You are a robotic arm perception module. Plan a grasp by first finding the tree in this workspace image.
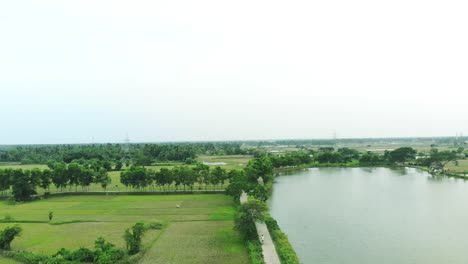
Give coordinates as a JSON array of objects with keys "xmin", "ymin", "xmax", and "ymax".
[
  {"xmin": 359, "ymin": 152, "xmax": 381, "ymax": 165},
  {"xmin": 39, "ymin": 169, "xmax": 52, "ymax": 191},
  {"xmin": 123, "ymin": 222, "xmax": 146, "ymax": 254},
  {"xmin": 0, "ymin": 169, "xmax": 11, "ymax": 195},
  {"xmin": 211, "ymin": 166, "xmax": 227, "ymax": 189},
  {"xmin": 388, "ymin": 147, "xmax": 417, "ymax": 163},
  {"xmin": 314, "ymin": 151, "xmax": 343, "ymax": 164},
  {"xmin": 225, "ymin": 170, "xmax": 249, "ymax": 203},
  {"xmin": 428, "ymin": 148, "xmax": 458, "ymax": 170},
  {"xmin": 49, "ymin": 211, "xmax": 53, "ymax": 221},
  {"xmin": 29, "ymin": 168, "xmax": 42, "ymax": 188},
  {"xmin": 102, "ymin": 160, "xmax": 112, "ymax": 171},
  {"xmin": 180, "ymin": 166, "xmax": 196, "ymax": 191},
  {"xmin": 172, "ymin": 166, "xmax": 183, "ymax": 190},
  {"xmin": 79, "ymin": 168, "xmax": 95, "ymax": 191},
  {"xmin": 155, "ymin": 168, "xmax": 173, "ymax": 191},
  {"xmin": 95, "ymin": 168, "xmax": 111, "ymax": 191},
  {"xmin": 120, "ymin": 166, "xmax": 150, "ymax": 190},
  {"xmin": 114, "ymin": 160, "xmax": 123, "ymax": 171},
  {"xmin": 0, "ymin": 225, "xmax": 22, "ymax": 250},
  {"xmin": 11, "ymin": 169, "xmax": 37, "ymax": 201},
  {"xmin": 251, "ymin": 185, "xmax": 268, "ymax": 202},
  {"xmin": 194, "ymin": 163, "xmax": 210, "ymax": 190},
  {"xmin": 235, "ymin": 199, "xmax": 267, "ymax": 239},
  {"xmin": 67, "ymin": 162, "xmax": 82, "ymax": 191},
  {"xmin": 337, "ymin": 148, "xmax": 360, "ymax": 162},
  {"xmin": 245, "ymin": 157, "xmax": 273, "ymax": 184},
  {"xmin": 52, "ymin": 162, "xmax": 68, "ymax": 191}
]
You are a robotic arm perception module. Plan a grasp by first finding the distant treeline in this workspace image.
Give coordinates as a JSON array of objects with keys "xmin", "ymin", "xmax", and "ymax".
[
  {"xmin": 0, "ymin": 142, "xmax": 251, "ymax": 165},
  {"xmin": 254, "ymin": 136, "xmax": 467, "ymax": 147}
]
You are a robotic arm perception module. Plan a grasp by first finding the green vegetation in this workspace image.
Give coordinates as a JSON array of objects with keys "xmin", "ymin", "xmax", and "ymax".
[
  {"xmin": 0, "ymin": 143, "xmax": 251, "ymax": 165},
  {"xmin": 0, "ymin": 163, "xmax": 234, "ymax": 201},
  {"xmin": 247, "ymin": 240, "xmax": 264, "ymax": 264},
  {"xmin": 0, "ymin": 225, "xmax": 22, "ymax": 250},
  {"xmin": 123, "ymin": 222, "xmax": 146, "ymax": 255},
  {"xmin": 264, "ymin": 216, "xmax": 299, "ymax": 264},
  {"xmin": 4, "ymin": 139, "xmax": 468, "ymax": 263},
  {"xmin": 0, "ymin": 194, "xmax": 248, "ymax": 263},
  {"xmin": 235, "ymin": 199, "xmax": 267, "ymax": 240}
]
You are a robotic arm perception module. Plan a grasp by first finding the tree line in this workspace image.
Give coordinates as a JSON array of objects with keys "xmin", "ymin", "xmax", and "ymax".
[
  {"xmin": 0, "ymin": 162, "xmax": 236, "ymax": 201},
  {"xmin": 120, "ymin": 164, "xmax": 232, "ymax": 191},
  {"xmin": 0, "ymin": 142, "xmax": 251, "ymax": 165},
  {"xmin": 268, "ymin": 146, "xmax": 465, "ymax": 168},
  {"xmin": 0, "ymin": 161, "xmax": 112, "ymax": 201}
]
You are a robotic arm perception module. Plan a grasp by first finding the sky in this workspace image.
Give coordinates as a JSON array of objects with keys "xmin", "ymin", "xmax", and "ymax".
[{"xmin": 1, "ymin": 0, "xmax": 468, "ymax": 144}]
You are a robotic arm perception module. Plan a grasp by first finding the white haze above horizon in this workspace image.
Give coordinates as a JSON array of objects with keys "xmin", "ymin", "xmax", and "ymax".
[{"xmin": 1, "ymin": 0, "xmax": 467, "ymax": 144}]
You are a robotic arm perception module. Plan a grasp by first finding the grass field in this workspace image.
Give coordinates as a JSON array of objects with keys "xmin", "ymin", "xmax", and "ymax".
[
  {"xmin": 0, "ymin": 194, "xmax": 248, "ymax": 263},
  {"xmin": 0, "ymin": 259, "xmax": 21, "ymax": 264}
]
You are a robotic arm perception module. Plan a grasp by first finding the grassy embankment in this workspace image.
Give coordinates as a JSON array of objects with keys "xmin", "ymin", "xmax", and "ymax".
[{"xmin": 0, "ymin": 194, "xmax": 248, "ymax": 264}]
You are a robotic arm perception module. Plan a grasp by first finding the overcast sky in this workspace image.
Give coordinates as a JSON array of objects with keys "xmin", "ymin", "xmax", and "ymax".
[{"xmin": 1, "ymin": 0, "xmax": 467, "ymax": 144}]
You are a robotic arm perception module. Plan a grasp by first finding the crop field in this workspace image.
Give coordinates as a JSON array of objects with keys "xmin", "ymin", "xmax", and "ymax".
[
  {"xmin": 446, "ymin": 159, "xmax": 468, "ymax": 173},
  {"xmin": 0, "ymin": 164, "xmax": 48, "ymax": 170},
  {"xmin": 0, "ymin": 194, "xmax": 248, "ymax": 263},
  {"xmin": 196, "ymin": 155, "xmax": 252, "ymax": 170}
]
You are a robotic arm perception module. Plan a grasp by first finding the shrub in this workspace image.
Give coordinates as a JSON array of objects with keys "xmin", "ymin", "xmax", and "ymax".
[
  {"xmin": 0, "ymin": 225, "xmax": 22, "ymax": 250},
  {"xmin": 145, "ymin": 221, "xmax": 164, "ymax": 230},
  {"xmin": 247, "ymin": 240, "xmax": 264, "ymax": 264},
  {"xmin": 123, "ymin": 222, "xmax": 146, "ymax": 255},
  {"xmin": 265, "ymin": 216, "xmax": 299, "ymax": 264}
]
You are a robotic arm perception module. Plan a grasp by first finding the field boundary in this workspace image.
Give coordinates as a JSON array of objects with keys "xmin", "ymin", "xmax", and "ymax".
[{"xmin": 0, "ymin": 190, "xmax": 225, "ymax": 200}]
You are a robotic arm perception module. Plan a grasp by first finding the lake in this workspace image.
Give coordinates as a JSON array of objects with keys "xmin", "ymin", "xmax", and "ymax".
[{"xmin": 269, "ymin": 167, "xmax": 468, "ymax": 264}]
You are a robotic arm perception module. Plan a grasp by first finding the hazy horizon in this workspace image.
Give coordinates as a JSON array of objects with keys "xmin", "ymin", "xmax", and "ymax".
[{"xmin": 1, "ymin": 0, "xmax": 467, "ymax": 144}]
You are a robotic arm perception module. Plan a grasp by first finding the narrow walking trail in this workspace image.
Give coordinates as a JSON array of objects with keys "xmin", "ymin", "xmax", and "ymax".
[{"xmin": 240, "ymin": 191, "xmax": 281, "ymax": 264}]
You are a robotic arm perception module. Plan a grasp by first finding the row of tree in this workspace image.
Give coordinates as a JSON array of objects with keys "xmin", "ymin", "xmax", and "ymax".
[
  {"xmin": 268, "ymin": 147, "xmax": 463, "ymax": 168},
  {"xmin": 0, "ymin": 162, "xmax": 111, "ymax": 201},
  {"xmin": 0, "ymin": 162, "xmax": 247, "ymax": 201},
  {"xmin": 120, "ymin": 164, "xmax": 233, "ymax": 191}
]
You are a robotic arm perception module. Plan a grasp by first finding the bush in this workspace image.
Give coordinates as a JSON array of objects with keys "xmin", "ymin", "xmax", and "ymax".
[
  {"xmin": 265, "ymin": 216, "xmax": 299, "ymax": 264},
  {"xmin": 247, "ymin": 240, "xmax": 264, "ymax": 264},
  {"xmin": 0, "ymin": 225, "xmax": 22, "ymax": 250},
  {"xmin": 145, "ymin": 221, "xmax": 164, "ymax": 230},
  {"xmin": 123, "ymin": 222, "xmax": 146, "ymax": 255}
]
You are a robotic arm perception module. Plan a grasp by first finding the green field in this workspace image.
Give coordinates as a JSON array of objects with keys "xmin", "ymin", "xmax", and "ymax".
[{"xmin": 0, "ymin": 194, "xmax": 248, "ymax": 264}]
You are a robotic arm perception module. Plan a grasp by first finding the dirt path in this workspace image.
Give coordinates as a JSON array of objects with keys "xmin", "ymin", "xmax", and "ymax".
[{"xmin": 240, "ymin": 191, "xmax": 281, "ymax": 264}]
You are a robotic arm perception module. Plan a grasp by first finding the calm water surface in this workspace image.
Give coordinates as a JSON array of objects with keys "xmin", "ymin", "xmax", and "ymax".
[{"xmin": 269, "ymin": 167, "xmax": 468, "ymax": 264}]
